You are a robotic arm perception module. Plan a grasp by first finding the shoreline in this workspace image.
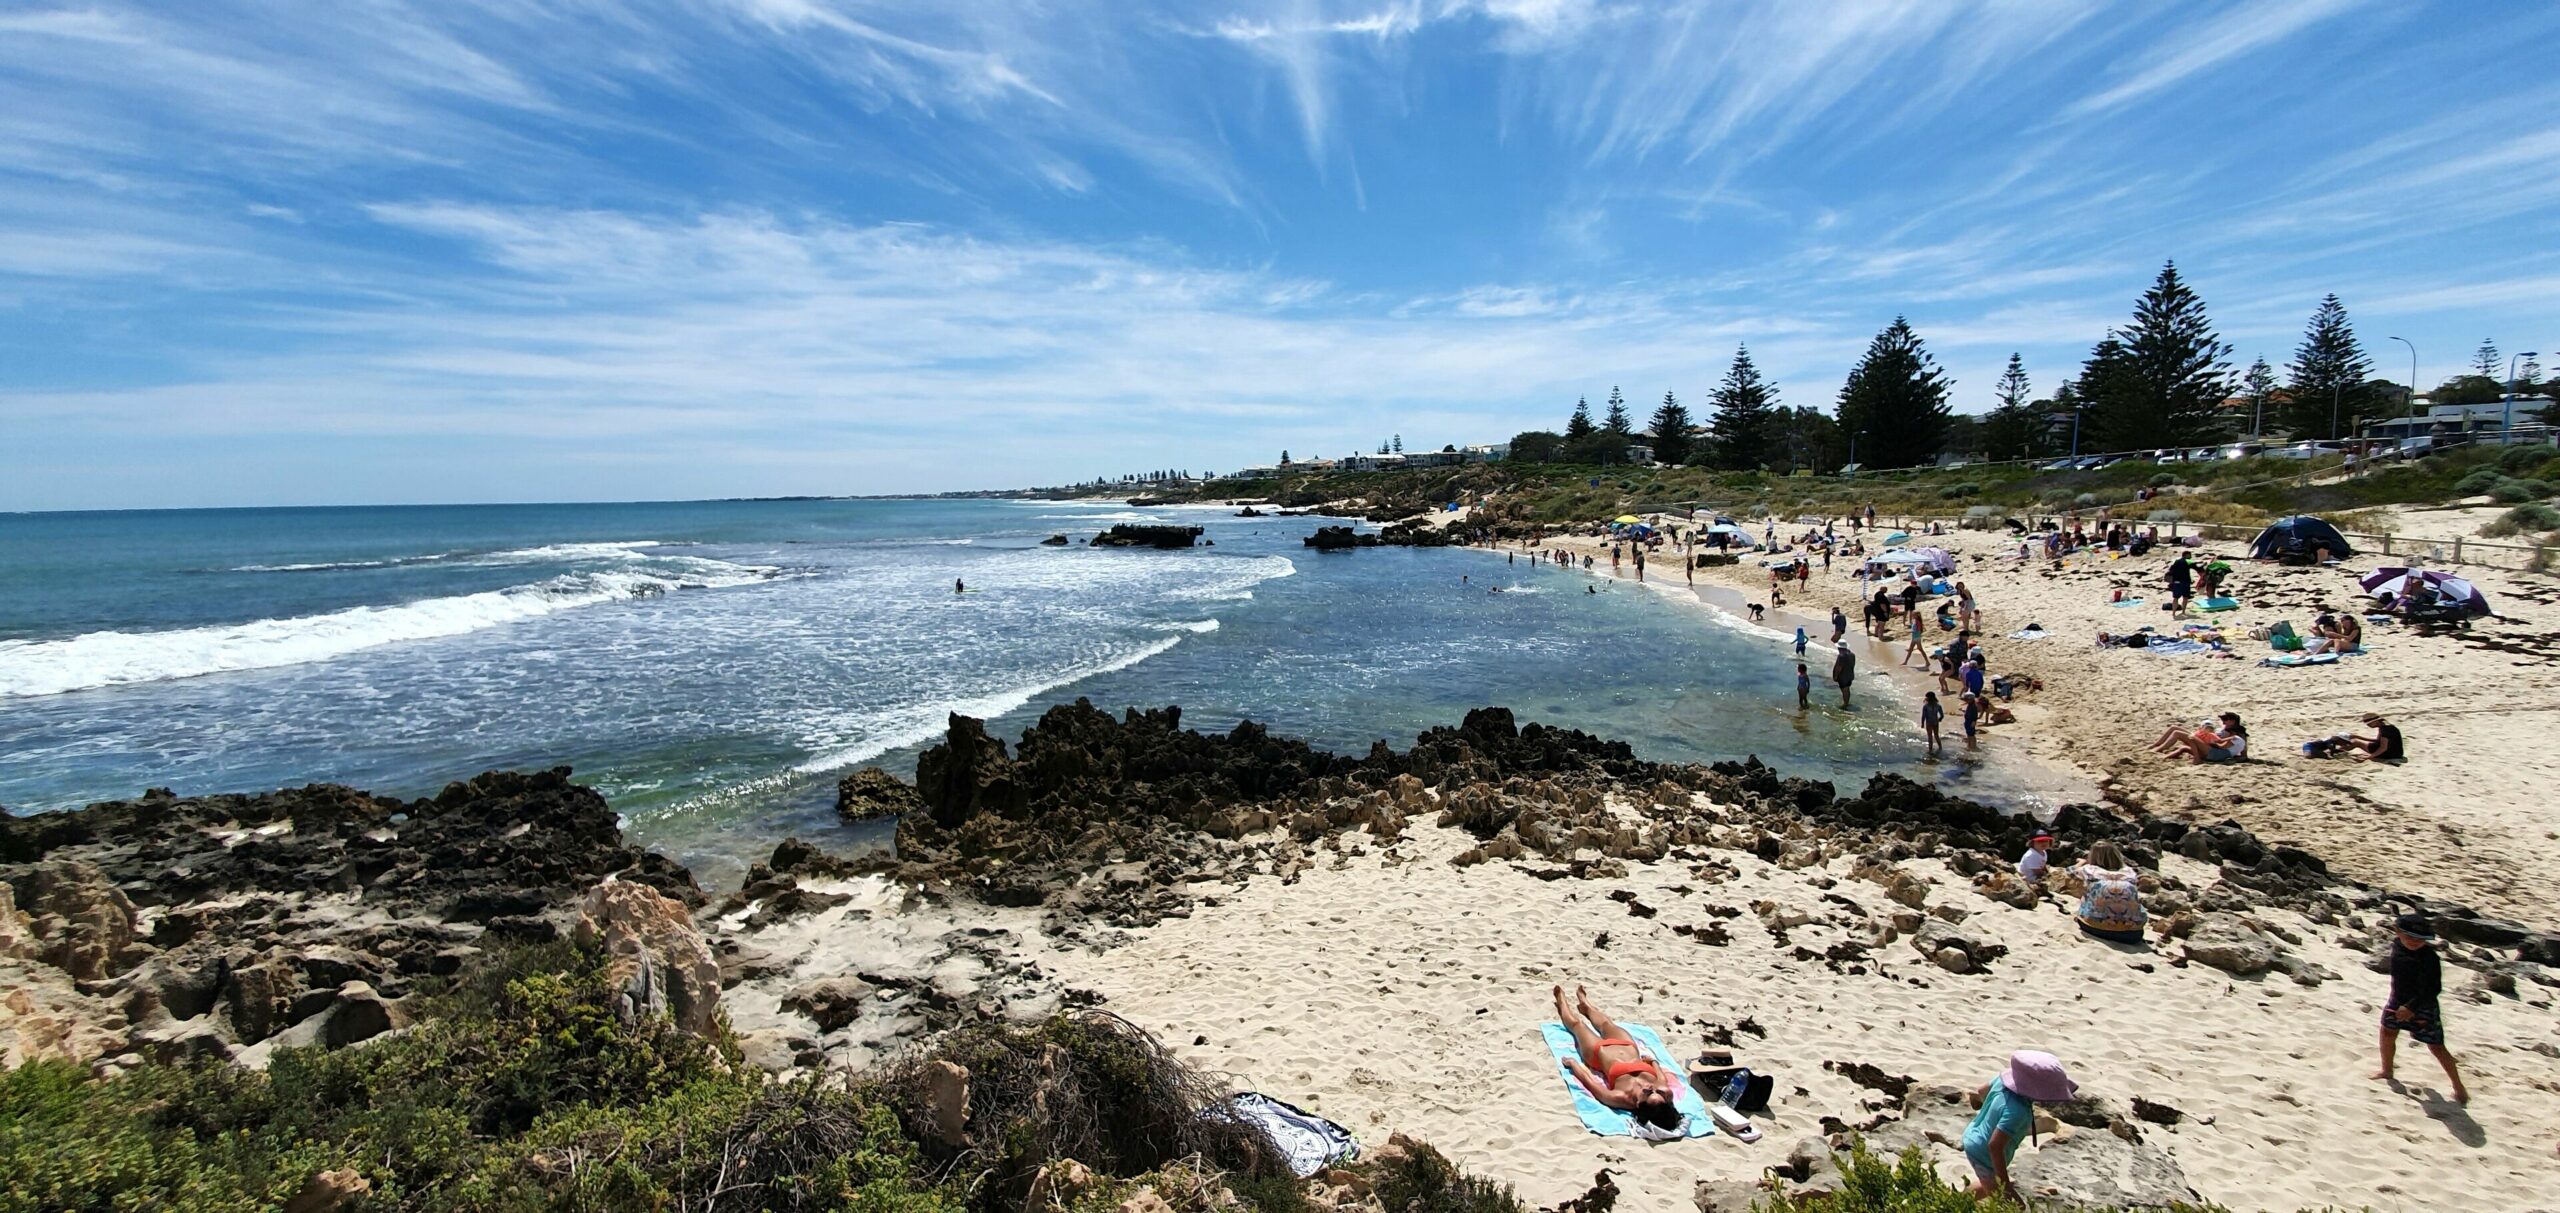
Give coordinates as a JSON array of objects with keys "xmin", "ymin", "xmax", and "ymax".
[
  {"xmin": 1461, "ymin": 534, "xmax": 2101, "ymax": 816},
  {"xmin": 10, "ymin": 707, "xmax": 2558, "ymax": 1213},
  {"xmin": 1528, "ymin": 511, "xmax": 2560, "ymax": 922}
]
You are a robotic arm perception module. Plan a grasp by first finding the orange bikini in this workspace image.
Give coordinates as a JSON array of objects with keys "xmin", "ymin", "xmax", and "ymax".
[{"xmin": 1598, "ymin": 1039, "xmax": 1668, "ymax": 1087}]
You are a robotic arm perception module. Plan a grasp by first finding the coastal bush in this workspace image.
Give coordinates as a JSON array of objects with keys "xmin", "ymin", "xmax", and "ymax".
[
  {"xmin": 2453, "ymin": 467, "xmax": 2503, "ymax": 496},
  {"xmin": 2486, "ymin": 476, "xmax": 2553, "ymax": 503},
  {"xmin": 2148, "ymin": 472, "xmax": 2178, "ymax": 487},
  {"xmin": 1934, "ymin": 482, "xmax": 1979, "ymax": 500},
  {"xmin": 2482, "ymin": 503, "xmax": 2560, "ymax": 538},
  {"xmin": 1360, "ymin": 1137, "xmax": 1527, "ymax": 1213},
  {"xmin": 2073, "ymin": 493, "xmax": 2097, "ymax": 507},
  {"xmin": 1756, "ymin": 1143, "xmax": 2247, "ymax": 1213},
  {"xmin": 2497, "ymin": 444, "xmax": 2553, "ymax": 474}
]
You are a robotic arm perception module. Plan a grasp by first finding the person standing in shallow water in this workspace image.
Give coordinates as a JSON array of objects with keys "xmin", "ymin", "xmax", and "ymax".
[
  {"xmin": 1831, "ymin": 645, "xmax": 1856, "ymax": 708},
  {"xmin": 1796, "ymin": 662, "xmax": 1811, "ymax": 711},
  {"xmin": 2374, "ymin": 913, "xmax": 2468, "ymax": 1104}
]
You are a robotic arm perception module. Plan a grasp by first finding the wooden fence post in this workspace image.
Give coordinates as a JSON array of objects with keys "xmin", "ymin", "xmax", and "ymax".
[{"xmin": 2452, "ymin": 536, "xmax": 2463, "ymax": 564}]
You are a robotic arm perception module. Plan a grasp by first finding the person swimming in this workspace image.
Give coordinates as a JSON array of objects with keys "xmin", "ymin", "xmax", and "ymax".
[{"xmin": 954, "ymin": 578, "xmax": 965, "ymax": 594}]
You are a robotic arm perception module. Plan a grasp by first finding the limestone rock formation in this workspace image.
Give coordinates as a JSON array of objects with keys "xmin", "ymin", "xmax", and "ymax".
[{"xmin": 574, "ymin": 879, "xmax": 723, "ymax": 1039}]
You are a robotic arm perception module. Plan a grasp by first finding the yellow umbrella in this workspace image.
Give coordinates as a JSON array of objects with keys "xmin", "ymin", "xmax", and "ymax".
[{"xmin": 1614, "ymin": 514, "xmax": 1641, "ymax": 524}]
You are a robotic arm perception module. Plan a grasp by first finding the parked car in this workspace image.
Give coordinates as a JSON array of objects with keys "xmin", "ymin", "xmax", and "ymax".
[
  {"xmin": 2040, "ymin": 457, "xmax": 2082, "ymax": 471},
  {"xmin": 2087, "ymin": 454, "xmax": 2134, "ymax": 469},
  {"xmin": 2215, "ymin": 442, "xmax": 2266, "ymax": 460}
]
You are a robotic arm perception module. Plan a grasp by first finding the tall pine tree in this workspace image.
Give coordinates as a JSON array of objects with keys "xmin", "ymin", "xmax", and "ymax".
[
  {"xmin": 2240, "ymin": 357, "xmax": 2277, "ymax": 439},
  {"xmin": 1564, "ymin": 397, "xmax": 1596, "ymax": 440},
  {"xmin": 1647, "ymin": 391, "xmax": 1693, "ymax": 466},
  {"xmin": 2085, "ymin": 262, "xmax": 2232, "ymax": 451},
  {"xmin": 2281, "ymin": 294, "xmax": 2373, "ymax": 439},
  {"xmin": 1833, "ymin": 317, "xmax": 1951, "ymax": 469},
  {"xmin": 2471, "ymin": 339, "xmax": 2502, "ymax": 380},
  {"xmin": 1980, "ymin": 353, "xmax": 2037, "ymax": 461},
  {"xmin": 1707, "ymin": 345, "xmax": 1778, "ymax": 469},
  {"xmin": 1602, "ymin": 387, "xmax": 1632, "ymax": 436}
]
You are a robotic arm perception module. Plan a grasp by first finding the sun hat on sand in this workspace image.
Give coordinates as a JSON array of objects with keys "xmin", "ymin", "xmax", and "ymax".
[{"xmin": 2001, "ymin": 1050, "xmax": 2078, "ymax": 1103}]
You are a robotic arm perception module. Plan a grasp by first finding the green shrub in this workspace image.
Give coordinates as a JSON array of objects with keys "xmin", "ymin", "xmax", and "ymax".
[
  {"xmin": 2487, "ymin": 477, "xmax": 2553, "ymax": 504},
  {"xmin": 2148, "ymin": 472, "xmax": 2178, "ymax": 488},
  {"xmin": 1359, "ymin": 1138, "xmax": 1526, "ymax": 1213},
  {"xmin": 1935, "ymin": 482, "xmax": 1979, "ymax": 500},
  {"xmin": 2497, "ymin": 444, "xmax": 2551, "ymax": 473},
  {"xmin": 2073, "ymin": 493, "xmax": 2098, "ymax": 507},
  {"xmin": 2483, "ymin": 503, "xmax": 2560, "ymax": 538},
  {"xmin": 2455, "ymin": 468, "xmax": 2504, "ymax": 496}
]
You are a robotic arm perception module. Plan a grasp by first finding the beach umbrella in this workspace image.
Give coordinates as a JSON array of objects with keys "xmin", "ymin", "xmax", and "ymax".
[
  {"xmin": 2357, "ymin": 566, "xmax": 2413, "ymax": 592},
  {"xmin": 1614, "ymin": 515, "xmax": 1642, "ymax": 525},
  {"xmin": 2363, "ymin": 569, "xmax": 2491, "ymax": 616},
  {"xmin": 1701, "ymin": 523, "xmax": 1757, "ymax": 546}
]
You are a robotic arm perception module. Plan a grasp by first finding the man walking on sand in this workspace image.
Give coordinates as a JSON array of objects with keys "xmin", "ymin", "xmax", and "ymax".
[
  {"xmin": 2374, "ymin": 913, "xmax": 2468, "ymax": 1104},
  {"xmin": 1832, "ymin": 645, "xmax": 1856, "ymax": 708},
  {"xmin": 1830, "ymin": 606, "xmax": 1848, "ymax": 645}
]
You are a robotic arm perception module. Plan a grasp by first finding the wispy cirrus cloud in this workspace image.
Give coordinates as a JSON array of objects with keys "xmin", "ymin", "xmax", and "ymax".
[{"xmin": 6, "ymin": 0, "xmax": 2560, "ymax": 508}]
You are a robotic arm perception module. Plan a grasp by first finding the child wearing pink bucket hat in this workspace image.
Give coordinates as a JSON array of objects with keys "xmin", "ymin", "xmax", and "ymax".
[{"xmin": 1962, "ymin": 1050, "xmax": 2078, "ymax": 1200}]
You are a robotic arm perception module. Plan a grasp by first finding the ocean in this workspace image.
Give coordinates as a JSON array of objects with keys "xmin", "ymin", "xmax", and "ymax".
[{"xmin": 0, "ymin": 498, "xmax": 2056, "ymax": 886}]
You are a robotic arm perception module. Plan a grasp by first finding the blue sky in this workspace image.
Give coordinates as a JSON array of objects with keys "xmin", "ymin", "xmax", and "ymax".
[{"xmin": 4, "ymin": 0, "xmax": 2559, "ymax": 509}]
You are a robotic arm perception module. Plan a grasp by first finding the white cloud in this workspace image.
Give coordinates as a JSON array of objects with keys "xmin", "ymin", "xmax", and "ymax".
[{"xmin": 2062, "ymin": 0, "xmax": 2366, "ymax": 118}]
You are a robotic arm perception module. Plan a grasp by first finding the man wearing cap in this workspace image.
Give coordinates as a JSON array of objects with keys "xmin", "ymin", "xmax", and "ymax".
[
  {"xmin": 1963, "ymin": 1050, "xmax": 2077, "ymax": 1200},
  {"xmin": 2374, "ymin": 913, "xmax": 2468, "ymax": 1104}
]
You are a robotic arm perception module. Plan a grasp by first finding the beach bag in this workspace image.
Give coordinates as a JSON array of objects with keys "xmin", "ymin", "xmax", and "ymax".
[
  {"xmin": 2267, "ymin": 621, "xmax": 2301, "ymax": 651},
  {"xmin": 1717, "ymin": 1068, "xmax": 1775, "ymax": 1115}
]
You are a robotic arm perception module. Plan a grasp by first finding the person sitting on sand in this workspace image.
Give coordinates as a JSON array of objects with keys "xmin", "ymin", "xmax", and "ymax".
[
  {"xmin": 2347, "ymin": 713, "xmax": 2403, "ymax": 762},
  {"xmin": 2373, "ymin": 914, "xmax": 2468, "ymax": 1104},
  {"xmin": 2151, "ymin": 712, "xmax": 2247, "ymax": 762},
  {"xmin": 2068, "ymin": 841, "xmax": 2148, "ymax": 942},
  {"xmin": 2017, "ymin": 833, "xmax": 2053, "ymax": 884},
  {"xmin": 1553, "ymin": 984, "xmax": 1685, "ymax": 1134},
  {"xmin": 1964, "ymin": 1050, "xmax": 2079, "ymax": 1202},
  {"xmin": 2305, "ymin": 611, "xmax": 2362, "ymax": 655}
]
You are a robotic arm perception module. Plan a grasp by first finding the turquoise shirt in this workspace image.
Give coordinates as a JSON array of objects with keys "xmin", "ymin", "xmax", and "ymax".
[{"xmin": 1961, "ymin": 1079, "xmax": 2034, "ymax": 1162}]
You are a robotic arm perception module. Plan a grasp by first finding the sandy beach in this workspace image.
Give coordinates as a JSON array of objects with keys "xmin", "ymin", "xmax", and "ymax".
[
  {"xmin": 1037, "ymin": 787, "xmax": 2560, "ymax": 1213},
  {"xmin": 1506, "ymin": 516, "xmax": 2560, "ymax": 924}
]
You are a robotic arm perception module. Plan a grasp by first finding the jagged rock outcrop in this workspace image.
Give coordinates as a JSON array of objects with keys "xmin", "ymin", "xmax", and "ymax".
[
  {"xmin": 837, "ymin": 767, "xmax": 924, "ymax": 823},
  {"xmin": 1087, "ymin": 525, "xmax": 1203, "ymax": 549},
  {"xmin": 1302, "ymin": 525, "xmax": 1374, "ymax": 550},
  {"xmin": 574, "ymin": 880, "xmax": 723, "ymax": 1040},
  {"xmin": 0, "ymin": 769, "xmax": 702, "ymax": 1068}
]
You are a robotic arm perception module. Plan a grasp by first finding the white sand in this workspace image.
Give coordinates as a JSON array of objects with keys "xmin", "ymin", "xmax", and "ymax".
[{"xmin": 1038, "ymin": 812, "xmax": 2560, "ymax": 1213}]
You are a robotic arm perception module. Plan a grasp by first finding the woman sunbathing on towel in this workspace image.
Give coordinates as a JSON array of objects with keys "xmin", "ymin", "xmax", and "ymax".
[{"xmin": 1553, "ymin": 984, "xmax": 1684, "ymax": 1132}]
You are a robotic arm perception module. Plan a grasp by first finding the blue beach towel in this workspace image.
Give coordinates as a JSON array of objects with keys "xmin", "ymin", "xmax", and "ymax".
[
  {"xmin": 1538, "ymin": 1023, "xmax": 1715, "ymax": 1139},
  {"xmin": 2109, "ymin": 597, "xmax": 2147, "ymax": 608}
]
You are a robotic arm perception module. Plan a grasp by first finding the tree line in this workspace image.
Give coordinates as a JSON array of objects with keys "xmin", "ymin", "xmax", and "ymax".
[{"xmin": 1505, "ymin": 261, "xmax": 2552, "ymax": 472}]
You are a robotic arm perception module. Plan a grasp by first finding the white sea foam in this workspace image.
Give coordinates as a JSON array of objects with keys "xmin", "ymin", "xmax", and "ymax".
[
  {"xmin": 783, "ymin": 634, "xmax": 1187, "ymax": 777},
  {"xmin": 1149, "ymin": 619, "xmax": 1221, "ymax": 634},
  {"xmin": 0, "ymin": 561, "xmax": 774, "ymax": 698},
  {"xmin": 1163, "ymin": 555, "xmax": 1294, "ymax": 601}
]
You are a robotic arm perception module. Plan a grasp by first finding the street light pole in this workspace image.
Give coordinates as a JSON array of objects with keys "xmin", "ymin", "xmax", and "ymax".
[
  {"xmin": 2505, "ymin": 351, "xmax": 2541, "ymax": 440},
  {"xmin": 2387, "ymin": 336, "xmax": 2417, "ymax": 422}
]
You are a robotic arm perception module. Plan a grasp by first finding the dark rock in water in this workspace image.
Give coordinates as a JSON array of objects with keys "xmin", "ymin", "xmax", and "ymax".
[
  {"xmin": 1040, "ymin": 533, "xmax": 1070, "ymax": 546},
  {"xmin": 1087, "ymin": 524, "xmax": 1203, "ymax": 549},
  {"xmin": 837, "ymin": 767, "xmax": 923, "ymax": 823},
  {"xmin": 1302, "ymin": 525, "xmax": 1376, "ymax": 550},
  {"xmin": 1236, "ymin": 506, "xmax": 1265, "ymax": 517},
  {"xmin": 1376, "ymin": 519, "xmax": 1456, "ymax": 547}
]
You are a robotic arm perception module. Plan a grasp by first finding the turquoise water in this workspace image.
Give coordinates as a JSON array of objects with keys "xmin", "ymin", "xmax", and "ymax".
[{"xmin": 1, "ymin": 498, "xmax": 2040, "ymax": 885}]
